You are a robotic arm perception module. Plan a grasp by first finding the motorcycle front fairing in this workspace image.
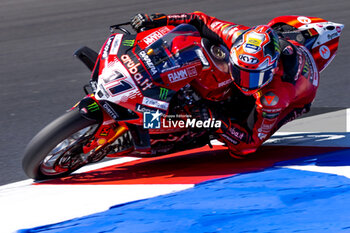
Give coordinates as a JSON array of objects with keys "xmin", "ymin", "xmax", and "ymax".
[
  {"xmin": 83, "ymin": 24, "xmax": 208, "ymax": 154},
  {"xmin": 93, "ymin": 24, "xmax": 205, "ymax": 126}
]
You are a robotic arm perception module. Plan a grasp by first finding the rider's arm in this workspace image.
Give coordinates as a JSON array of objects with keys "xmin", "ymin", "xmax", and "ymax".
[
  {"xmin": 131, "ymin": 12, "xmax": 249, "ymax": 47},
  {"xmin": 218, "ymin": 80, "xmax": 295, "ymax": 157},
  {"xmin": 165, "ymin": 12, "xmax": 231, "ymax": 44}
]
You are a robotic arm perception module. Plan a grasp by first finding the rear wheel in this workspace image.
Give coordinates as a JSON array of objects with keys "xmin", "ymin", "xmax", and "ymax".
[{"xmin": 22, "ymin": 109, "xmax": 99, "ymax": 180}]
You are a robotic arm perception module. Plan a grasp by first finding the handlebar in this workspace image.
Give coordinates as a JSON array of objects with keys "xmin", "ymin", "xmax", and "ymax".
[{"xmin": 110, "ymin": 22, "xmax": 131, "ymax": 34}]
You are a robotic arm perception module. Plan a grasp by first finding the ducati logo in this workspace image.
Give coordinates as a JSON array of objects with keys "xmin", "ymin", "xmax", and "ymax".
[{"xmin": 297, "ymin": 16, "xmax": 312, "ymax": 24}]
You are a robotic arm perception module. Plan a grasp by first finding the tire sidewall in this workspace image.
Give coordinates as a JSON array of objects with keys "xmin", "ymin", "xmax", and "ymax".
[{"xmin": 22, "ymin": 109, "xmax": 97, "ymax": 180}]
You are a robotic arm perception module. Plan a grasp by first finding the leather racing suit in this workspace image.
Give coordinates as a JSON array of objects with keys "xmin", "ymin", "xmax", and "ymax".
[{"xmin": 138, "ymin": 12, "xmax": 319, "ymax": 157}]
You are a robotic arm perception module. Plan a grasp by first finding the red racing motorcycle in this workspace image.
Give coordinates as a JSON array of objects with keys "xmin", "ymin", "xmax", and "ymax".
[{"xmin": 22, "ymin": 16, "xmax": 344, "ymax": 180}]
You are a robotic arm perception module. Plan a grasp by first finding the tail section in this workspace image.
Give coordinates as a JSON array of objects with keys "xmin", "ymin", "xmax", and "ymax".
[{"xmin": 268, "ymin": 15, "xmax": 344, "ymax": 72}]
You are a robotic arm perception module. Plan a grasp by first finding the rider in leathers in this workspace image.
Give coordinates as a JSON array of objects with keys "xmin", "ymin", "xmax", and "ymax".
[{"xmin": 131, "ymin": 12, "xmax": 318, "ymax": 158}]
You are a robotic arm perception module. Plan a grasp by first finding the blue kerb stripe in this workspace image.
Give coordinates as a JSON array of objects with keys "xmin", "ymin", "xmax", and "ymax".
[
  {"xmin": 19, "ymin": 149, "xmax": 350, "ymax": 233},
  {"xmin": 19, "ymin": 169, "xmax": 350, "ymax": 233}
]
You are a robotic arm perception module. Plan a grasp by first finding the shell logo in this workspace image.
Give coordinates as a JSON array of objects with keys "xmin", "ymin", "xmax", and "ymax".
[{"xmin": 97, "ymin": 138, "xmax": 107, "ymax": 146}]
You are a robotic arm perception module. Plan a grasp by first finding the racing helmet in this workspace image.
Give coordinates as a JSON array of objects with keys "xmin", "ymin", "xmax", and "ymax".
[{"xmin": 229, "ymin": 25, "xmax": 281, "ymax": 95}]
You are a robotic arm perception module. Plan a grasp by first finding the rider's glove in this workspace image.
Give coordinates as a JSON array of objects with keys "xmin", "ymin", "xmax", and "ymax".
[{"xmin": 131, "ymin": 13, "xmax": 167, "ymax": 32}]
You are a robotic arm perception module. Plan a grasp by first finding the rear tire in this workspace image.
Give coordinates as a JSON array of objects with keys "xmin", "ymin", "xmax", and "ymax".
[{"xmin": 22, "ymin": 109, "xmax": 98, "ymax": 180}]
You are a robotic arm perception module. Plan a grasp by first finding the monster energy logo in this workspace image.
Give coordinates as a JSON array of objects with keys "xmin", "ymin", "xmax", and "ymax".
[
  {"xmin": 302, "ymin": 62, "xmax": 310, "ymax": 76},
  {"xmin": 87, "ymin": 102, "xmax": 100, "ymax": 112},
  {"xmin": 122, "ymin": 40, "xmax": 135, "ymax": 47},
  {"xmin": 273, "ymin": 38, "xmax": 281, "ymax": 53},
  {"xmin": 159, "ymin": 88, "xmax": 168, "ymax": 100}
]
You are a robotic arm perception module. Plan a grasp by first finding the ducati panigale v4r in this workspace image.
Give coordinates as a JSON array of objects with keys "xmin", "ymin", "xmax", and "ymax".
[{"xmin": 23, "ymin": 16, "xmax": 344, "ymax": 180}]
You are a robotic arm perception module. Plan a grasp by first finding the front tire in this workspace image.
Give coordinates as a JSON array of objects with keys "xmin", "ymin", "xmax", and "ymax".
[{"xmin": 22, "ymin": 109, "xmax": 98, "ymax": 180}]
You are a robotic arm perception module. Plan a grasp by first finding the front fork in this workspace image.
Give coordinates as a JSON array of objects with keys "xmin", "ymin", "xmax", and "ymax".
[
  {"xmin": 73, "ymin": 95, "xmax": 132, "ymax": 158},
  {"xmin": 75, "ymin": 94, "xmax": 153, "ymax": 158},
  {"xmin": 82, "ymin": 122, "xmax": 128, "ymax": 155}
]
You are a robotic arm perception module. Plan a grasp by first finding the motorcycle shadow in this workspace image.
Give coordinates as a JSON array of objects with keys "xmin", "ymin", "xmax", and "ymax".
[{"xmin": 38, "ymin": 132, "xmax": 349, "ymax": 185}]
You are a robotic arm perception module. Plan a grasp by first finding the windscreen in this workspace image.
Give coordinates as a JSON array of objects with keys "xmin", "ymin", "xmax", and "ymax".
[{"xmin": 140, "ymin": 24, "xmax": 204, "ymax": 84}]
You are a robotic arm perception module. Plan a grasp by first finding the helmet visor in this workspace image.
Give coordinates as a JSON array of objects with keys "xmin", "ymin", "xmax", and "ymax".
[{"xmin": 230, "ymin": 64, "xmax": 274, "ymax": 91}]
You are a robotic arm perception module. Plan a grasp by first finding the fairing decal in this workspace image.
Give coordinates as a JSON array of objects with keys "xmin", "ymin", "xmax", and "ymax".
[
  {"xmin": 95, "ymin": 56, "xmax": 143, "ymax": 111},
  {"xmin": 268, "ymin": 15, "xmax": 344, "ymax": 73},
  {"xmin": 298, "ymin": 22, "xmax": 344, "ymax": 49},
  {"xmin": 267, "ymin": 15, "xmax": 327, "ymax": 29}
]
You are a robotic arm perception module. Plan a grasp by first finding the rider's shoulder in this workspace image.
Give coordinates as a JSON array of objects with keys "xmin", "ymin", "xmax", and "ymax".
[{"xmin": 254, "ymin": 76, "xmax": 295, "ymax": 110}]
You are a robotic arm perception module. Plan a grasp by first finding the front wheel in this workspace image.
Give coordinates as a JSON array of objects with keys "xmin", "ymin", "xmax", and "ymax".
[{"xmin": 22, "ymin": 109, "xmax": 99, "ymax": 180}]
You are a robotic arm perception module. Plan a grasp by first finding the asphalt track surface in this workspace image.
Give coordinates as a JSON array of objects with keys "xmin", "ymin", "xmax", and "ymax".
[{"xmin": 0, "ymin": 0, "xmax": 349, "ymax": 185}]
